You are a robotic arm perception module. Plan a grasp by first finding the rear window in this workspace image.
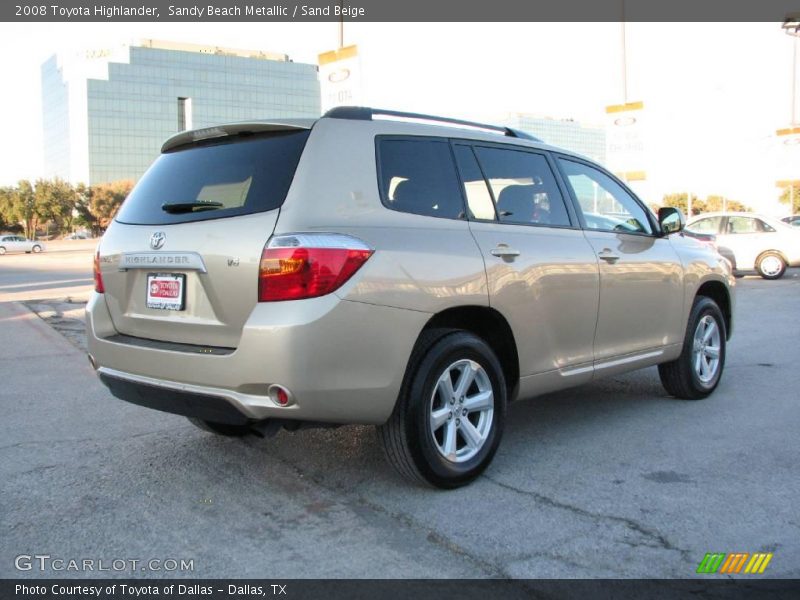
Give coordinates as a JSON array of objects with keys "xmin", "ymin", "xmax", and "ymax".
[{"xmin": 115, "ymin": 130, "xmax": 310, "ymax": 225}]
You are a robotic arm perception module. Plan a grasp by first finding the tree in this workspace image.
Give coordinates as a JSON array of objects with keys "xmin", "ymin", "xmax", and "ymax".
[
  {"xmin": 89, "ymin": 180, "xmax": 134, "ymax": 230},
  {"xmin": 6, "ymin": 180, "xmax": 40, "ymax": 240},
  {"xmin": 778, "ymin": 182, "xmax": 800, "ymax": 214},
  {"xmin": 73, "ymin": 183, "xmax": 96, "ymax": 231},
  {"xmin": 704, "ymin": 195, "xmax": 751, "ymax": 213},
  {"xmin": 35, "ymin": 178, "xmax": 78, "ymax": 234},
  {"xmin": 0, "ymin": 186, "xmax": 15, "ymax": 231},
  {"xmin": 662, "ymin": 193, "xmax": 700, "ymax": 216}
]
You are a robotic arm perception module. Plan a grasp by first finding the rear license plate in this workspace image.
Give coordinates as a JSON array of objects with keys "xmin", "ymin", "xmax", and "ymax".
[{"xmin": 146, "ymin": 273, "xmax": 185, "ymax": 311}]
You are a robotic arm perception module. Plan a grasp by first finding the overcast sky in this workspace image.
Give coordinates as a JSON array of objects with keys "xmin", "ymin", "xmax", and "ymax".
[{"xmin": 0, "ymin": 21, "xmax": 796, "ymax": 214}]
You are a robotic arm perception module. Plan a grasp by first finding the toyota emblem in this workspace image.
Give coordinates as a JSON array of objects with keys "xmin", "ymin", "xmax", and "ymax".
[{"xmin": 150, "ymin": 231, "xmax": 166, "ymax": 250}]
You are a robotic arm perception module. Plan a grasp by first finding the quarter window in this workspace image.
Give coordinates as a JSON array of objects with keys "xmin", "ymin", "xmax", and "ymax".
[
  {"xmin": 473, "ymin": 147, "xmax": 571, "ymax": 227},
  {"xmin": 558, "ymin": 158, "xmax": 653, "ymax": 234},
  {"xmin": 378, "ymin": 139, "xmax": 466, "ymax": 220}
]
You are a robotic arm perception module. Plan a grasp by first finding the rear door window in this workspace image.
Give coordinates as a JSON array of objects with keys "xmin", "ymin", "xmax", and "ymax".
[
  {"xmin": 472, "ymin": 146, "xmax": 572, "ymax": 227},
  {"xmin": 116, "ymin": 130, "xmax": 310, "ymax": 226},
  {"xmin": 377, "ymin": 138, "xmax": 466, "ymax": 219}
]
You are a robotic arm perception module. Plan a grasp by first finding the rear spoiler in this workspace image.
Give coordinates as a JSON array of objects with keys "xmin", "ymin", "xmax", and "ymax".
[{"xmin": 161, "ymin": 120, "xmax": 314, "ymax": 153}]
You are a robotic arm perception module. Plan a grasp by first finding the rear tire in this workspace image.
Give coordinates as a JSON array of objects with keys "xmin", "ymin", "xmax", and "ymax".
[
  {"xmin": 756, "ymin": 252, "xmax": 785, "ymax": 280},
  {"xmin": 658, "ymin": 296, "xmax": 726, "ymax": 400},
  {"xmin": 378, "ymin": 329, "xmax": 507, "ymax": 489},
  {"xmin": 0, "ymin": 247, "xmax": 5, "ymax": 255},
  {"xmin": 32, "ymin": 245, "xmax": 42, "ymax": 253},
  {"xmin": 187, "ymin": 417, "xmax": 250, "ymax": 437}
]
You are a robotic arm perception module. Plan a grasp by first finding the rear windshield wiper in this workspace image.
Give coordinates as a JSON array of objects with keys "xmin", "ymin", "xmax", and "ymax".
[{"xmin": 161, "ymin": 201, "xmax": 224, "ymax": 214}]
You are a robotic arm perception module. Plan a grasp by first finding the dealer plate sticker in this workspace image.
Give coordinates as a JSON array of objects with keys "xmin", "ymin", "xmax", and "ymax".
[{"xmin": 146, "ymin": 273, "xmax": 185, "ymax": 310}]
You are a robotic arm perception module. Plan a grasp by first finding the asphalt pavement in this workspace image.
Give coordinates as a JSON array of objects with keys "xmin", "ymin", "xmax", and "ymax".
[{"xmin": 1, "ymin": 247, "xmax": 798, "ymax": 579}]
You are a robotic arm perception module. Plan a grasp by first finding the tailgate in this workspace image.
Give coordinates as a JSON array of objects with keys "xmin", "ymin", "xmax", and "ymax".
[{"xmin": 96, "ymin": 126, "xmax": 310, "ymax": 348}]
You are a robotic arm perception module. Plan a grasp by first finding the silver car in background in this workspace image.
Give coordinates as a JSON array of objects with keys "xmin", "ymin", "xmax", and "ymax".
[
  {"xmin": 87, "ymin": 107, "xmax": 735, "ymax": 488},
  {"xmin": 685, "ymin": 212, "xmax": 800, "ymax": 279},
  {"xmin": 0, "ymin": 235, "xmax": 45, "ymax": 255}
]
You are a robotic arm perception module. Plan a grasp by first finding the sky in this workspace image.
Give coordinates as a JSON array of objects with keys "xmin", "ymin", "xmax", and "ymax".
[{"xmin": 0, "ymin": 21, "xmax": 796, "ymax": 214}]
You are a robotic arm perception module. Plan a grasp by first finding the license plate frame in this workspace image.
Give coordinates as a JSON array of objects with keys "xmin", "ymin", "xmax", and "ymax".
[{"xmin": 146, "ymin": 273, "xmax": 186, "ymax": 311}]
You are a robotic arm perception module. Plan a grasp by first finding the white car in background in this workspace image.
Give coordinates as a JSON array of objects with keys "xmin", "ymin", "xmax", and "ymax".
[
  {"xmin": 685, "ymin": 212, "xmax": 800, "ymax": 279},
  {"xmin": 0, "ymin": 235, "xmax": 46, "ymax": 255}
]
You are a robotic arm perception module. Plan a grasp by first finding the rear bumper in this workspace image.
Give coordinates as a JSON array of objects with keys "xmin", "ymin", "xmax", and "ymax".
[
  {"xmin": 99, "ymin": 371, "xmax": 249, "ymax": 425},
  {"xmin": 86, "ymin": 292, "xmax": 428, "ymax": 425}
]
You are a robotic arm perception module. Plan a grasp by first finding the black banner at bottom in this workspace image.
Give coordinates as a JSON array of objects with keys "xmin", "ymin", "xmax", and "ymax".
[{"xmin": 3, "ymin": 579, "xmax": 800, "ymax": 600}]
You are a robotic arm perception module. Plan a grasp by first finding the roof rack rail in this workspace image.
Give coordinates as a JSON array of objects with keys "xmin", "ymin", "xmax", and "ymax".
[{"xmin": 322, "ymin": 106, "xmax": 542, "ymax": 142}]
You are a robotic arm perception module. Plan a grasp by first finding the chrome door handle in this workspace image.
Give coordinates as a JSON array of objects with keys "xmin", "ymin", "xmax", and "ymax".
[
  {"xmin": 490, "ymin": 245, "xmax": 521, "ymax": 258},
  {"xmin": 597, "ymin": 249, "xmax": 620, "ymax": 263}
]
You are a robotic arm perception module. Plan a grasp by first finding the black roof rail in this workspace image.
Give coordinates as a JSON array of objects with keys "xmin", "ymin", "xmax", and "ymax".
[{"xmin": 322, "ymin": 106, "xmax": 543, "ymax": 142}]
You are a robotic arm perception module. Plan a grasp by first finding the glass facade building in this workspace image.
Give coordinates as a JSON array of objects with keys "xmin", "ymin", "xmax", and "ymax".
[
  {"xmin": 503, "ymin": 113, "xmax": 606, "ymax": 165},
  {"xmin": 42, "ymin": 40, "xmax": 321, "ymax": 185}
]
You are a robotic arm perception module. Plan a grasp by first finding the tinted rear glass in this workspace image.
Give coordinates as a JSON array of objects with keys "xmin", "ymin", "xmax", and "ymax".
[
  {"xmin": 377, "ymin": 138, "xmax": 466, "ymax": 220},
  {"xmin": 115, "ymin": 130, "xmax": 310, "ymax": 225}
]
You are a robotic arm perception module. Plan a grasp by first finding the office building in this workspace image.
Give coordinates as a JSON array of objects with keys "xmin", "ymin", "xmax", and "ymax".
[{"xmin": 42, "ymin": 39, "xmax": 321, "ymax": 185}]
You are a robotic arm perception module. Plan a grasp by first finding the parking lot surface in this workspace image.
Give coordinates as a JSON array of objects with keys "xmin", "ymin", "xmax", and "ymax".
[{"xmin": 1, "ymin": 250, "xmax": 798, "ymax": 578}]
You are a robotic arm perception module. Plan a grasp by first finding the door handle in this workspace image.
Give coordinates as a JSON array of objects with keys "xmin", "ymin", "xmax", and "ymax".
[
  {"xmin": 597, "ymin": 249, "xmax": 620, "ymax": 263},
  {"xmin": 490, "ymin": 245, "xmax": 521, "ymax": 258}
]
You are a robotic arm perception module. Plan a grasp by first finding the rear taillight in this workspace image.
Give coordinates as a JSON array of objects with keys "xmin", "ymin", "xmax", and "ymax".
[
  {"xmin": 93, "ymin": 250, "xmax": 105, "ymax": 293},
  {"xmin": 258, "ymin": 233, "xmax": 373, "ymax": 302}
]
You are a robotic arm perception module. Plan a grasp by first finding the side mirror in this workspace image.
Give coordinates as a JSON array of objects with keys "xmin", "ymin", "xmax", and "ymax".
[{"xmin": 658, "ymin": 206, "xmax": 685, "ymax": 235}]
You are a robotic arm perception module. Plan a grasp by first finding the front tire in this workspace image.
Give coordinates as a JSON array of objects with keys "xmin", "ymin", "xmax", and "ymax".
[
  {"xmin": 378, "ymin": 329, "xmax": 507, "ymax": 489},
  {"xmin": 756, "ymin": 252, "xmax": 785, "ymax": 280},
  {"xmin": 658, "ymin": 296, "xmax": 726, "ymax": 400},
  {"xmin": 187, "ymin": 417, "xmax": 250, "ymax": 437}
]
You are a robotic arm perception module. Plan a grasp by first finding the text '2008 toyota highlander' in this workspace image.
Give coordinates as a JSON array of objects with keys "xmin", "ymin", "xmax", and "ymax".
[{"xmin": 87, "ymin": 107, "xmax": 735, "ymax": 488}]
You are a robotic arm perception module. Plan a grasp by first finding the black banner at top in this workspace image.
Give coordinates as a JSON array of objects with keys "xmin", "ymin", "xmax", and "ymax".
[{"xmin": 3, "ymin": 0, "xmax": 800, "ymax": 22}]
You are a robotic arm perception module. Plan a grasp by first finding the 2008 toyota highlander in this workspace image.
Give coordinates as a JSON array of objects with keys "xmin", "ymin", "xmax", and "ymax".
[{"xmin": 87, "ymin": 107, "xmax": 735, "ymax": 488}]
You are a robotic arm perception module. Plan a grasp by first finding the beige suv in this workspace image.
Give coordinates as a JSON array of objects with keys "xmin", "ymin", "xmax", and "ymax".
[{"xmin": 87, "ymin": 107, "xmax": 734, "ymax": 488}]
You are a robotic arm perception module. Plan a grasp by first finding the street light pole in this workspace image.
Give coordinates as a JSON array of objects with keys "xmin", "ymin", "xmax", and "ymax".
[
  {"xmin": 782, "ymin": 14, "xmax": 800, "ymax": 213},
  {"xmin": 339, "ymin": 0, "xmax": 344, "ymax": 49},
  {"xmin": 620, "ymin": 0, "xmax": 628, "ymax": 104}
]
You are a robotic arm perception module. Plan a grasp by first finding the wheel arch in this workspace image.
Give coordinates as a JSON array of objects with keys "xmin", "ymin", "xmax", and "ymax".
[
  {"xmin": 695, "ymin": 280, "xmax": 732, "ymax": 340},
  {"xmin": 754, "ymin": 248, "xmax": 788, "ymax": 267},
  {"xmin": 419, "ymin": 306, "xmax": 520, "ymax": 400}
]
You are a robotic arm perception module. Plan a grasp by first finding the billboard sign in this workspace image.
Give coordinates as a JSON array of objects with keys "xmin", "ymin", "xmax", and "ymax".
[{"xmin": 318, "ymin": 45, "xmax": 362, "ymax": 112}]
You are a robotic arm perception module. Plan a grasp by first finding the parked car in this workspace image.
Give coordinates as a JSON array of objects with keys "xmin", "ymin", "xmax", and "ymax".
[
  {"xmin": 65, "ymin": 232, "xmax": 91, "ymax": 240},
  {"xmin": 0, "ymin": 235, "xmax": 45, "ymax": 254},
  {"xmin": 782, "ymin": 215, "xmax": 800, "ymax": 228},
  {"xmin": 87, "ymin": 107, "xmax": 735, "ymax": 488},
  {"xmin": 685, "ymin": 212, "xmax": 800, "ymax": 279}
]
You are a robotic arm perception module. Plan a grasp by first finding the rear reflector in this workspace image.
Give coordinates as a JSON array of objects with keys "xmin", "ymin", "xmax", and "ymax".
[
  {"xmin": 93, "ymin": 250, "xmax": 105, "ymax": 293},
  {"xmin": 258, "ymin": 233, "xmax": 373, "ymax": 302}
]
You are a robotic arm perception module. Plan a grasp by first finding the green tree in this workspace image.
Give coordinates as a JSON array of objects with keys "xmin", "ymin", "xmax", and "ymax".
[
  {"xmin": 7, "ymin": 180, "xmax": 39, "ymax": 239},
  {"xmin": 0, "ymin": 186, "xmax": 16, "ymax": 231},
  {"xmin": 73, "ymin": 183, "xmax": 96, "ymax": 231},
  {"xmin": 778, "ymin": 182, "xmax": 800, "ymax": 214},
  {"xmin": 35, "ymin": 178, "xmax": 78, "ymax": 234},
  {"xmin": 90, "ymin": 180, "xmax": 134, "ymax": 230}
]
